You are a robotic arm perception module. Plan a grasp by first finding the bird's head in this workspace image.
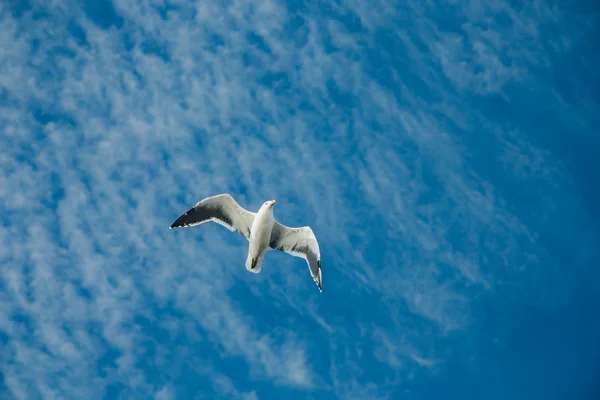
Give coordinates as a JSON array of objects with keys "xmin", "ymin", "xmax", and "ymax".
[
  {"xmin": 260, "ymin": 199, "xmax": 276, "ymax": 213},
  {"xmin": 263, "ymin": 199, "xmax": 276, "ymax": 207}
]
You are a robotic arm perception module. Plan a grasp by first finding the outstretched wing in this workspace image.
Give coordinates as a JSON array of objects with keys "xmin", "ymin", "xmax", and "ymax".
[
  {"xmin": 170, "ymin": 193, "xmax": 256, "ymax": 240},
  {"xmin": 269, "ymin": 221, "xmax": 322, "ymax": 292}
]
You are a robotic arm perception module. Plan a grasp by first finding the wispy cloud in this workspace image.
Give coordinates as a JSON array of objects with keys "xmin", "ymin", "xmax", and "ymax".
[{"xmin": 1, "ymin": 0, "xmax": 598, "ymax": 399}]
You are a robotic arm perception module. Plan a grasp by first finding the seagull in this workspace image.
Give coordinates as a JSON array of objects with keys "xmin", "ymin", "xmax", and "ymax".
[{"xmin": 169, "ymin": 193, "xmax": 323, "ymax": 292}]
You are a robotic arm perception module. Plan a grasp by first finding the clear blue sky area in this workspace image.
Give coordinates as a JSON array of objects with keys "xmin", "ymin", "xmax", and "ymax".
[{"xmin": 1, "ymin": 1, "xmax": 599, "ymax": 399}]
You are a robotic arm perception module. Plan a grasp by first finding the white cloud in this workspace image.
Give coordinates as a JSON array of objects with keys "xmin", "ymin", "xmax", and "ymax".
[{"xmin": 154, "ymin": 384, "xmax": 175, "ymax": 400}]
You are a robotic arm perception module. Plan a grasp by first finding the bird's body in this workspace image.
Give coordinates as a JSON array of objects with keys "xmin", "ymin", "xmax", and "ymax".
[
  {"xmin": 169, "ymin": 194, "xmax": 323, "ymax": 292},
  {"xmin": 245, "ymin": 201, "xmax": 275, "ymax": 273}
]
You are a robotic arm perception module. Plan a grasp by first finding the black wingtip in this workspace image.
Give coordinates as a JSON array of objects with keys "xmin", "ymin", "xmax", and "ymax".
[
  {"xmin": 169, "ymin": 218, "xmax": 183, "ymax": 229},
  {"xmin": 170, "ymin": 220, "xmax": 186, "ymax": 229},
  {"xmin": 169, "ymin": 207, "xmax": 196, "ymax": 230},
  {"xmin": 316, "ymin": 260, "xmax": 323, "ymax": 292}
]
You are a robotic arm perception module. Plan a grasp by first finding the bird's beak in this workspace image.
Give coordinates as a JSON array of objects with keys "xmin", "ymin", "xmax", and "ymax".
[{"xmin": 270, "ymin": 200, "xmax": 276, "ymax": 206}]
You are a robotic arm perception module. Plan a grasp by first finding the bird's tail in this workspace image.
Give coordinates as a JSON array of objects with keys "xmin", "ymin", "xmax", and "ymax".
[{"xmin": 245, "ymin": 255, "xmax": 262, "ymax": 273}]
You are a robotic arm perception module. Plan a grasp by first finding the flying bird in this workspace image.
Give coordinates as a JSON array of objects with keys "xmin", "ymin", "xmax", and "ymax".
[{"xmin": 169, "ymin": 193, "xmax": 323, "ymax": 292}]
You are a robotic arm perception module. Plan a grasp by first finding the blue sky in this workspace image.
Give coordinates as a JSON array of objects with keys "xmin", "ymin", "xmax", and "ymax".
[{"xmin": 1, "ymin": 0, "xmax": 599, "ymax": 399}]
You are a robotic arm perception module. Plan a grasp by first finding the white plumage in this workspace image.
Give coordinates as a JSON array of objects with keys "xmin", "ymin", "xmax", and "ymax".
[{"xmin": 170, "ymin": 193, "xmax": 323, "ymax": 292}]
